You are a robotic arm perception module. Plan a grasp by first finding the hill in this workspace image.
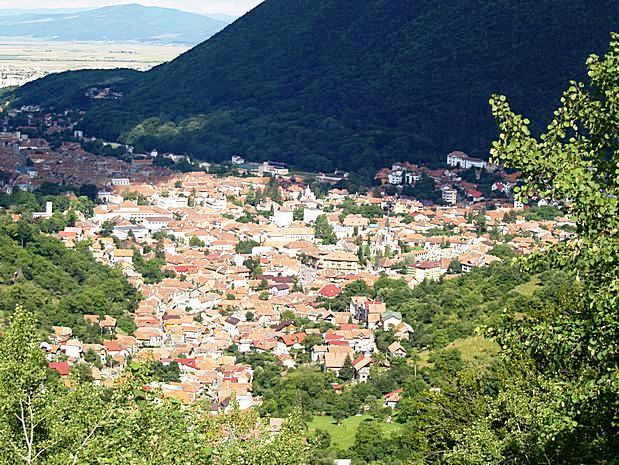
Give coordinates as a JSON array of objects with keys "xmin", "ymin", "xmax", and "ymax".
[
  {"xmin": 0, "ymin": 218, "xmax": 137, "ymax": 343},
  {"xmin": 0, "ymin": 4, "xmax": 228, "ymax": 45},
  {"xmin": 12, "ymin": 0, "xmax": 619, "ymax": 172}
]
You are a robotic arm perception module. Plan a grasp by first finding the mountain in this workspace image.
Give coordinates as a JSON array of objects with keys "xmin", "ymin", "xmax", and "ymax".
[
  {"xmin": 0, "ymin": 8, "xmax": 93, "ymax": 16},
  {"xmin": 208, "ymin": 13, "xmax": 240, "ymax": 24},
  {"xmin": 0, "ymin": 4, "xmax": 228, "ymax": 44},
  {"xmin": 12, "ymin": 0, "xmax": 619, "ymax": 172}
]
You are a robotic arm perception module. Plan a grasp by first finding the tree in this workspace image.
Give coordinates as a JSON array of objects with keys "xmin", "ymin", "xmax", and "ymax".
[
  {"xmin": 338, "ymin": 355, "xmax": 354, "ymax": 381},
  {"xmin": 243, "ymin": 257, "xmax": 263, "ymax": 278},
  {"xmin": 188, "ymin": 235, "xmax": 205, "ymax": 248},
  {"xmin": 236, "ymin": 239, "xmax": 259, "ymax": 254},
  {"xmin": 314, "ymin": 215, "xmax": 336, "ymax": 245},
  {"xmin": 448, "ymin": 258, "xmax": 462, "ymax": 274},
  {"xmin": 489, "ymin": 243, "xmax": 515, "ymax": 260},
  {"xmin": 449, "ymin": 34, "xmax": 619, "ymax": 463},
  {"xmin": 293, "ymin": 206, "xmax": 304, "ymax": 221},
  {"xmin": 352, "ymin": 420, "xmax": 385, "ymax": 463}
]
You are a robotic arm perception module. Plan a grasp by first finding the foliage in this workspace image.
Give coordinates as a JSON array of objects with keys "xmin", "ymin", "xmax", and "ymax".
[
  {"xmin": 401, "ymin": 174, "xmax": 442, "ymax": 203},
  {"xmin": 15, "ymin": 1, "xmax": 618, "ymax": 172},
  {"xmin": 132, "ymin": 247, "xmax": 174, "ymax": 284},
  {"xmin": 0, "ymin": 215, "xmax": 137, "ymax": 341},
  {"xmin": 374, "ymin": 262, "xmax": 540, "ymax": 349},
  {"xmin": 338, "ymin": 355, "xmax": 354, "ymax": 381},
  {"xmin": 0, "ymin": 307, "xmax": 309, "ymax": 465},
  {"xmin": 314, "ymin": 215, "xmax": 336, "ymax": 245},
  {"xmin": 235, "ymin": 240, "xmax": 259, "ymax": 254},
  {"xmin": 447, "ymin": 34, "xmax": 619, "ymax": 463}
]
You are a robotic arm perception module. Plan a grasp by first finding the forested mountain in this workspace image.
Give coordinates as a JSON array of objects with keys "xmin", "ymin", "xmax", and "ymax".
[
  {"xmin": 13, "ymin": 0, "xmax": 617, "ymax": 172},
  {"xmin": 0, "ymin": 4, "xmax": 228, "ymax": 44}
]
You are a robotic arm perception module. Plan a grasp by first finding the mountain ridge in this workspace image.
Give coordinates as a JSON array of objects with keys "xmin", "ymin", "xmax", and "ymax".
[
  {"xmin": 0, "ymin": 4, "xmax": 228, "ymax": 44},
  {"xmin": 12, "ymin": 0, "xmax": 619, "ymax": 172}
]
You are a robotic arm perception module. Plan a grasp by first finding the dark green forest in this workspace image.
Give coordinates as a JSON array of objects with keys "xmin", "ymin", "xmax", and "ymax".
[{"xmin": 12, "ymin": 0, "xmax": 618, "ymax": 172}]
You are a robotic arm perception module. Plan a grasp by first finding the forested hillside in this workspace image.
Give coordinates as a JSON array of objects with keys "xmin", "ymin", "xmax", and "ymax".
[
  {"xmin": 0, "ymin": 204, "xmax": 137, "ymax": 341},
  {"xmin": 13, "ymin": 0, "xmax": 618, "ymax": 172}
]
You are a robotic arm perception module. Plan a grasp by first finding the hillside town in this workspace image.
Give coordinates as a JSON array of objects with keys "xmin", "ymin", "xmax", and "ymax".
[{"xmin": 0, "ymin": 105, "xmax": 575, "ymax": 411}]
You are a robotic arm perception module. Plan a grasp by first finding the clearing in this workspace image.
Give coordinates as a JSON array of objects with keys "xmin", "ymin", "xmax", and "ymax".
[{"xmin": 308, "ymin": 414, "xmax": 401, "ymax": 449}]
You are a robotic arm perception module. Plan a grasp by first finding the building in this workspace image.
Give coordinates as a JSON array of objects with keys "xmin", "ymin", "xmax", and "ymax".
[
  {"xmin": 441, "ymin": 187, "xmax": 457, "ymax": 204},
  {"xmin": 388, "ymin": 170, "xmax": 403, "ymax": 185},
  {"xmin": 446, "ymin": 151, "xmax": 488, "ymax": 170},
  {"xmin": 273, "ymin": 208, "xmax": 294, "ymax": 228},
  {"xmin": 319, "ymin": 251, "xmax": 359, "ymax": 272}
]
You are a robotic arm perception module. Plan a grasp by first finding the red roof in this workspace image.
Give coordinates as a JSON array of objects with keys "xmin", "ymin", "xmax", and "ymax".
[
  {"xmin": 385, "ymin": 388, "xmax": 403, "ymax": 398},
  {"xmin": 175, "ymin": 358, "xmax": 198, "ymax": 370},
  {"xmin": 327, "ymin": 340, "xmax": 349, "ymax": 346},
  {"xmin": 103, "ymin": 340, "xmax": 122, "ymax": 352},
  {"xmin": 49, "ymin": 361, "xmax": 70, "ymax": 377},
  {"xmin": 319, "ymin": 284, "xmax": 342, "ymax": 298}
]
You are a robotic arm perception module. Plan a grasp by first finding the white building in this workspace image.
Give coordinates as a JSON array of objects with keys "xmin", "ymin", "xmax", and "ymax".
[
  {"xmin": 202, "ymin": 196, "xmax": 227, "ymax": 210},
  {"xmin": 157, "ymin": 196, "xmax": 189, "ymax": 210},
  {"xmin": 32, "ymin": 201, "xmax": 53, "ymax": 219},
  {"xmin": 111, "ymin": 178, "xmax": 130, "ymax": 186},
  {"xmin": 303, "ymin": 207, "xmax": 322, "ymax": 224},
  {"xmin": 446, "ymin": 151, "xmax": 488, "ymax": 170},
  {"xmin": 273, "ymin": 208, "xmax": 294, "ymax": 228},
  {"xmin": 388, "ymin": 170, "xmax": 403, "ymax": 185},
  {"xmin": 441, "ymin": 187, "xmax": 457, "ymax": 204},
  {"xmin": 231, "ymin": 155, "xmax": 245, "ymax": 165}
]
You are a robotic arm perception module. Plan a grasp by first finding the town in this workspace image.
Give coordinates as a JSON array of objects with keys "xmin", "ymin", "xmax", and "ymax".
[{"xmin": 0, "ymin": 104, "xmax": 575, "ymax": 413}]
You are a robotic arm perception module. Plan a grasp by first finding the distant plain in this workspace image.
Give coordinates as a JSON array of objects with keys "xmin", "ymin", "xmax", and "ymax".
[{"xmin": 0, "ymin": 37, "xmax": 188, "ymax": 76}]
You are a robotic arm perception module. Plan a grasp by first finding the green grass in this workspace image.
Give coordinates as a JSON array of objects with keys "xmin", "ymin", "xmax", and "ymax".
[
  {"xmin": 514, "ymin": 275, "xmax": 542, "ymax": 297},
  {"xmin": 308, "ymin": 414, "xmax": 401, "ymax": 449},
  {"xmin": 416, "ymin": 335, "xmax": 499, "ymax": 368}
]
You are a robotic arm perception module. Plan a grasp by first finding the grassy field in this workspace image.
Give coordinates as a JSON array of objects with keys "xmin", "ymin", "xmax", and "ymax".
[
  {"xmin": 514, "ymin": 275, "xmax": 542, "ymax": 297},
  {"xmin": 416, "ymin": 335, "xmax": 499, "ymax": 368},
  {"xmin": 308, "ymin": 415, "xmax": 401, "ymax": 449},
  {"xmin": 0, "ymin": 38, "xmax": 188, "ymax": 87}
]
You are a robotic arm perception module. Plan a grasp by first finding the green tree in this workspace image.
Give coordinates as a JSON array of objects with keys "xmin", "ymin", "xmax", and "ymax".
[
  {"xmin": 338, "ymin": 355, "xmax": 354, "ymax": 381},
  {"xmin": 189, "ymin": 235, "xmax": 205, "ymax": 248},
  {"xmin": 449, "ymin": 34, "xmax": 619, "ymax": 463},
  {"xmin": 314, "ymin": 215, "xmax": 337, "ymax": 245},
  {"xmin": 236, "ymin": 239, "xmax": 259, "ymax": 254},
  {"xmin": 352, "ymin": 420, "xmax": 385, "ymax": 463},
  {"xmin": 293, "ymin": 206, "xmax": 304, "ymax": 221}
]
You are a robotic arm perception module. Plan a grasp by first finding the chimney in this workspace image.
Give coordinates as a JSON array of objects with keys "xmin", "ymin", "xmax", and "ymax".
[{"xmin": 46, "ymin": 201, "xmax": 53, "ymax": 215}]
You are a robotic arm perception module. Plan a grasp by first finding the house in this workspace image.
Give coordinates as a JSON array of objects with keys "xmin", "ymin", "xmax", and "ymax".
[
  {"xmin": 49, "ymin": 361, "xmax": 71, "ymax": 378},
  {"xmin": 352, "ymin": 355, "xmax": 373, "ymax": 383},
  {"xmin": 384, "ymin": 388, "xmax": 403, "ymax": 408},
  {"xmin": 311, "ymin": 345, "xmax": 328, "ymax": 363},
  {"xmin": 269, "ymin": 283, "xmax": 290, "ymax": 297},
  {"xmin": 393, "ymin": 321, "xmax": 414, "ymax": 341},
  {"xmin": 319, "ymin": 251, "xmax": 359, "ymax": 272},
  {"xmin": 318, "ymin": 284, "xmax": 342, "ymax": 298},
  {"xmin": 61, "ymin": 339, "xmax": 82, "ymax": 359},
  {"xmin": 349, "ymin": 296, "xmax": 386, "ymax": 328},
  {"xmin": 387, "ymin": 341, "xmax": 407, "ymax": 358},
  {"xmin": 273, "ymin": 208, "xmax": 294, "ymax": 228},
  {"xmin": 324, "ymin": 348, "xmax": 353, "ymax": 376},
  {"xmin": 411, "ymin": 261, "xmax": 445, "ymax": 282},
  {"xmin": 441, "ymin": 187, "xmax": 457, "ymax": 204},
  {"xmin": 382, "ymin": 311, "xmax": 403, "ymax": 331},
  {"xmin": 388, "ymin": 170, "xmax": 403, "ymax": 185}
]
